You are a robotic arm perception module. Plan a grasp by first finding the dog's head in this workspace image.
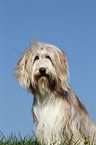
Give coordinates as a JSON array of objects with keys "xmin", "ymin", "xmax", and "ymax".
[{"xmin": 14, "ymin": 41, "xmax": 69, "ymax": 96}]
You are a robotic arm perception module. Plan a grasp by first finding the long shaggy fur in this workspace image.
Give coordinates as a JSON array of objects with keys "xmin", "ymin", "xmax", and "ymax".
[{"xmin": 14, "ymin": 41, "xmax": 96, "ymax": 144}]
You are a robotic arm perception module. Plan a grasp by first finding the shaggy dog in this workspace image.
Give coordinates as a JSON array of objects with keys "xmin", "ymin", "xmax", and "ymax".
[{"xmin": 14, "ymin": 41, "xmax": 96, "ymax": 144}]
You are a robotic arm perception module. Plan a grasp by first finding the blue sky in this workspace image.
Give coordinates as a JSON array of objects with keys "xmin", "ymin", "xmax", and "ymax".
[{"xmin": 0, "ymin": 0, "xmax": 96, "ymax": 138}]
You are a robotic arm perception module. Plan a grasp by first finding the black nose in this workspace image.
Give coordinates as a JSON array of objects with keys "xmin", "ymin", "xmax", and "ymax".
[{"xmin": 39, "ymin": 67, "xmax": 46, "ymax": 73}]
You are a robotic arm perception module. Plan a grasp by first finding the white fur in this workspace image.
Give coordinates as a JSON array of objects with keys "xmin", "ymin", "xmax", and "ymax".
[{"xmin": 33, "ymin": 95, "xmax": 70, "ymax": 144}]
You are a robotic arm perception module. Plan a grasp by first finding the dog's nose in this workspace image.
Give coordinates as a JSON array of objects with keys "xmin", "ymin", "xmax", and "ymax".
[{"xmin": 39, "ymin": 67, "xmax": 46, "ymax": 73}]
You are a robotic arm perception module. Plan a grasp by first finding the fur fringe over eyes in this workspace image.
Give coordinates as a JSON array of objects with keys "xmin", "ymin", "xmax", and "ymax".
[{"xmin": 14, "ymin": 40, "xmax": 96, "ymax": 144}]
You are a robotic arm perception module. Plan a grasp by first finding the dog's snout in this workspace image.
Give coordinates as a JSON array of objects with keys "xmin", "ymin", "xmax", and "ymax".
[{"xmin": 39, "ymin": 67, "xmax": 46, "ymax": 74}]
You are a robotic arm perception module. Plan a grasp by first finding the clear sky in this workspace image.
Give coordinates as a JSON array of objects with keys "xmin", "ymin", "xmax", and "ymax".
[{"xmin": 0, "ymin": 0, "xmax": 96, "ymax": 138}]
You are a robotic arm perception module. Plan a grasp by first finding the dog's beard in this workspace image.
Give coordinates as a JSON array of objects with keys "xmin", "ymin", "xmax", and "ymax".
[
  {"xmin": 37, "ymin": 76, "xmax": 49, "ymax": 96},
  {"xmin": 33, "ymin": 71, "xmax": 56, "ymax": 99}
]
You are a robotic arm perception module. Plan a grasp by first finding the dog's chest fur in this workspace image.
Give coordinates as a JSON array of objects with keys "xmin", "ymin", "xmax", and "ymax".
[{"xmin": 33, "ymin": 97, "xmax": 69, "ymax": 143}]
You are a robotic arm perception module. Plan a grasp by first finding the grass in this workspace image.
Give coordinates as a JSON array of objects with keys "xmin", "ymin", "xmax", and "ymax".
[
  {"xmin": 0, "ymin": 131, "xmax": 38, "ymax": 145},
  {"xmin": 0, "ymin": 131, "xmax": 95, "ymax": 145}
]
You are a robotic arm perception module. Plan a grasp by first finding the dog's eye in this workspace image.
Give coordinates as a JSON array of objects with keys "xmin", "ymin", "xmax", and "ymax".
[
  {"xmin": 34, "ymin": 56, "xmax": 39, "ymax": 61},
  {"xmin": 46, "ymin": 56, "xmax": 51, "ymax": 61},
  {"xmin": 46, "ymin": 55, "xmax": 54, "ymax": 66}
]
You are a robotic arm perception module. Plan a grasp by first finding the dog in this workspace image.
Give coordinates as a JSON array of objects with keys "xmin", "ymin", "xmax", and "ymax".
[{"xmin": 14, "ymin": 40, "xmax": 96, "ymax": 144}]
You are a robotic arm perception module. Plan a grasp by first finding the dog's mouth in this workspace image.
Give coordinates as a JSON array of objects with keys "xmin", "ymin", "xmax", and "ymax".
[{"xmin": 36, "ymin": 73, "xmax": 50, "ymax": 80}]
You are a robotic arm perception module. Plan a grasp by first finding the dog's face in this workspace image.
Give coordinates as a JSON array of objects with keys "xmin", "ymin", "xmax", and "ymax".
[
  {"xmin": 14, "ymin": 42, "xmax": 69, "ymax": 97},
  {"xmin": 31, "ymin": 47, "xmax": 57, "ymax": 96}
]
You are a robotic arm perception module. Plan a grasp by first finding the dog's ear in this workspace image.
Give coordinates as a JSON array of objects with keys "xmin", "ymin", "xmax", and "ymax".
[
  {"xmin": 14, "ymin": 48, "xmax": 32, "ymax": 91},
  {"xmin": 56, "ymin": 50, "xmax": 69, "ymax": 91}
]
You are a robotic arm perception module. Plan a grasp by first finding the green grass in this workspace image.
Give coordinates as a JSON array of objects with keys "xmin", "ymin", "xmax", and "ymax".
[
  {"xmin": 0, "ymin": 131, "xmax": 39, "ymax": 145},
  {"xmin": 0, "ymin": 131, "xmax": 95, "ymax": 145}
]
